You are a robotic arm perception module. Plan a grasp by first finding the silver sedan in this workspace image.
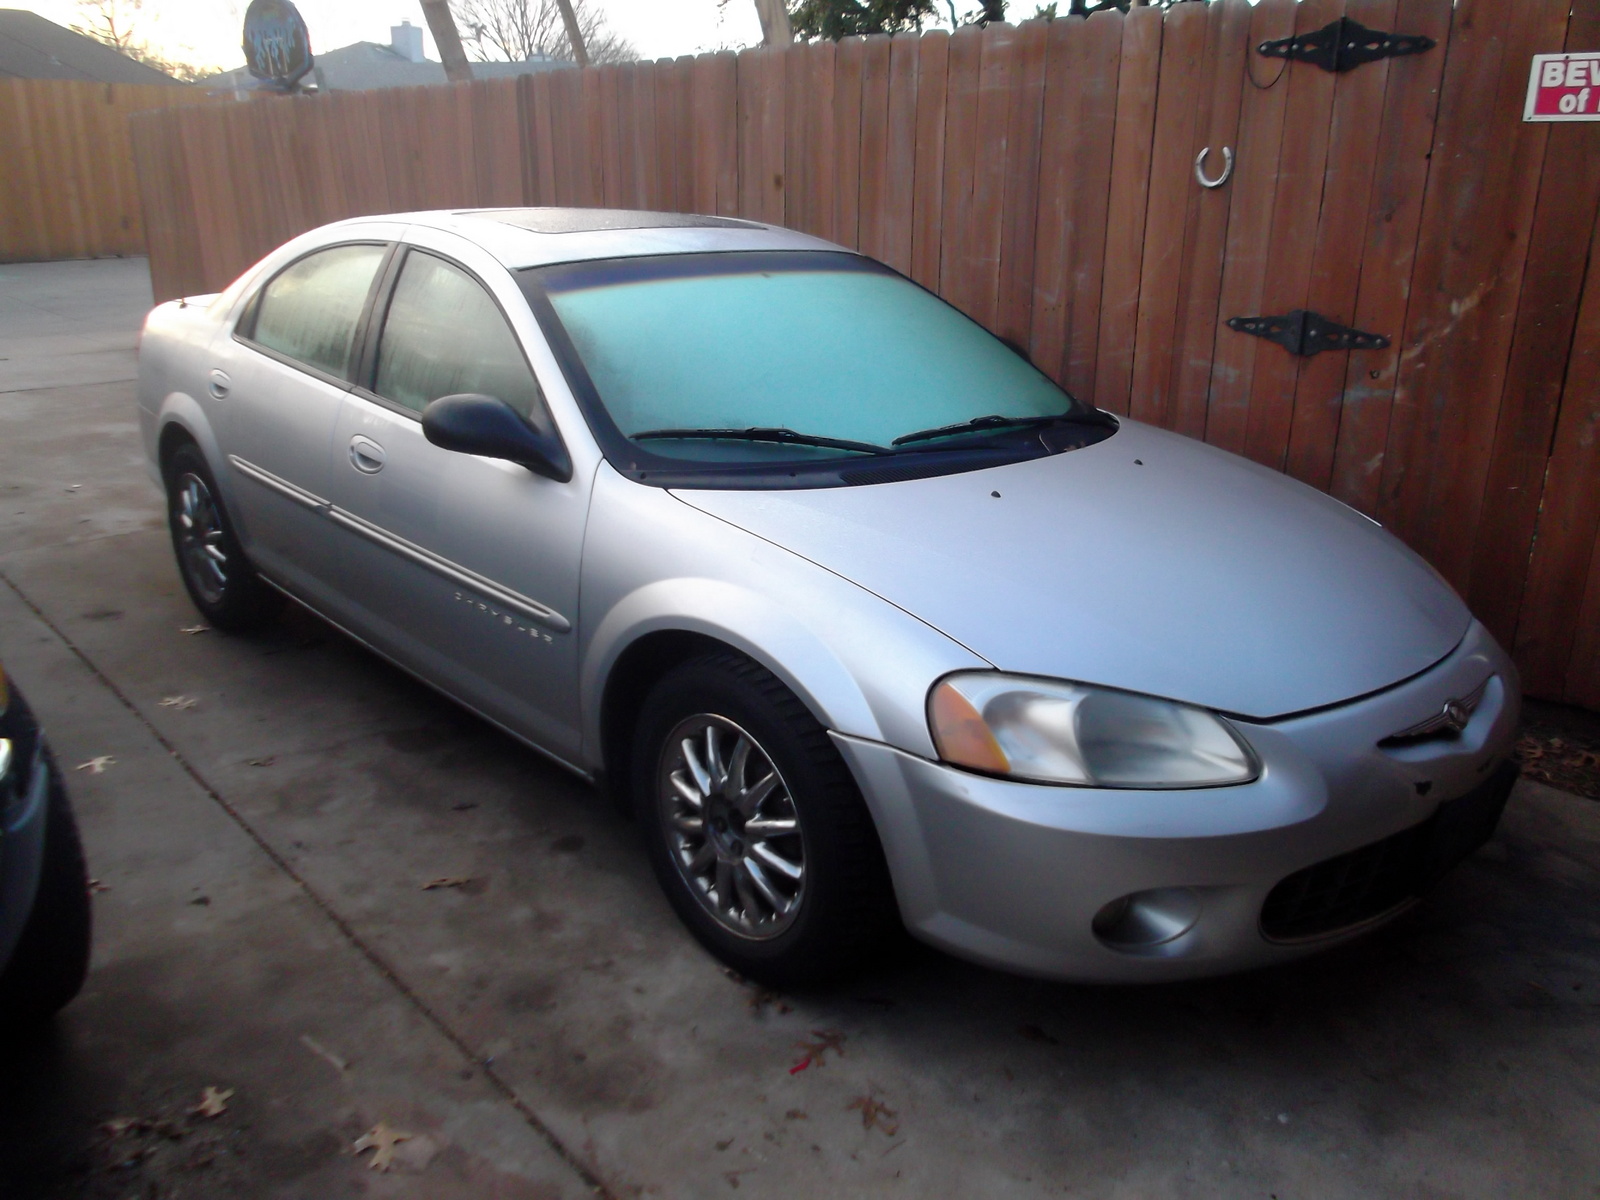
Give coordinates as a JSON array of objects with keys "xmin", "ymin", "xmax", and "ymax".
[{"xmin": 137, "ymin": 208, "xmax": 1520, "ymax": 986}]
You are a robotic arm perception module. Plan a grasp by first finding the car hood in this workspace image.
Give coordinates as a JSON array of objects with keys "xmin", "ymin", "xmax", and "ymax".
[{"xmin": 671, "ymin": 420, "xmax": 1470, "ymax": 720}]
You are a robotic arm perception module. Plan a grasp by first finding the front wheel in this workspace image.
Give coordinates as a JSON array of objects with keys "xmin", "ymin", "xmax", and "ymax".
[
  {"xmin": 164, "ymin": 443, "xmax": 282, "ymax": 632},
  {"xmin": 632, "ymin": 653, "xmax": 896, "ymax": 987}
]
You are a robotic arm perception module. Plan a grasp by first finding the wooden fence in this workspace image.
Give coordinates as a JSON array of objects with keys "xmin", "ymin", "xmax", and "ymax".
[
  {"xmin": 0, "ymin": 80, "xmax": 220, "ymax": 263},
  {"xmin": 127, "ymin": 0, "xmax": 1600, "ymax": 709}
]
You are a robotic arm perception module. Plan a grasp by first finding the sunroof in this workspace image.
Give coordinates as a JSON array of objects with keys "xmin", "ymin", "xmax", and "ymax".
[{"xmin": 467, "ymin": 208, "xmax": 764, "ymax": 234}]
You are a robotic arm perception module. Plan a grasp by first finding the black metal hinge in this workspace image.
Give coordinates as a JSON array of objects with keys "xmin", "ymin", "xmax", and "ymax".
[
  {"xmin": 1257, "ymin": 18, "xmax": 1436, "ymax": 74},
  {"xmin": 1227, "ymin": 311, "xmax": 1390, "ymax": 357}
]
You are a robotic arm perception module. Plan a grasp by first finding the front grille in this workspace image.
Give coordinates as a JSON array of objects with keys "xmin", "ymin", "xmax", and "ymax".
[
  {"xmin": 1260, "ymin": 760, "xmax": 1519, "ymax": 943},
  {"xmin": 1260, "ymin": 821, "xmax": 1432, "ymax": 942}
]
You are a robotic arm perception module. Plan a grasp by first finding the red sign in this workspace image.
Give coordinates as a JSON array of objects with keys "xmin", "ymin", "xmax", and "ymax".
[{"xmin": 1525, "ymin": 52, "xmax": 1600, "ymax": 122}]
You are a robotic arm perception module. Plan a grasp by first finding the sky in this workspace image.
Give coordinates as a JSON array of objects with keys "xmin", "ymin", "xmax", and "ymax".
[{"xmin": 12, "ymin": 0, "xmax": 773, "ymax": 73}]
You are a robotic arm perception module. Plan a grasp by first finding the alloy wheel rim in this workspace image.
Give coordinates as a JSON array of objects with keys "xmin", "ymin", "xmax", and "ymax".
[
  {"xmin": 657, "ymin": 714, "xmax": 806, "ymax": 940},
  {"xmin": 175, "ymin": 472, "xmax": 228, "ymax": 605}
]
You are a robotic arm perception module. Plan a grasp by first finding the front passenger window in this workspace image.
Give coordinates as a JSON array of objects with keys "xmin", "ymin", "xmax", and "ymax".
[
  {"xmin": 374, "ymin": 252, "xmax": 543, "ymax": 419},
  {"xmin": 248, "ymin": 243, "xmax": 386, "ymax": 381}
]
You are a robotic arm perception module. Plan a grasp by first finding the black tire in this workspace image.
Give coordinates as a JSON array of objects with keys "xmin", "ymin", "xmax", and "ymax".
[
  {"xmin": 164, "ymin": 442, "xmax": 282, "ymax": 632},
  {"xmin": 0, "ymin": 756, "xmax": 91, "ymax": 1025},
  {"xmin": 632, "ymin": 652, "xmax": 896, "ymax": 988}
]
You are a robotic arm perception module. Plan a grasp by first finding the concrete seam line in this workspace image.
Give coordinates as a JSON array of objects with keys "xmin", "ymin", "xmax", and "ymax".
[{"xmin": 0, "ymin": 568, "xmax": 617, "ymax": 1200}]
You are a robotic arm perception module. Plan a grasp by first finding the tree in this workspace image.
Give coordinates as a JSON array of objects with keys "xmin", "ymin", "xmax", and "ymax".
[
  {"xmin": 752, "ymin": 0, "xmax": 794, "ymax": 45},
  {"xmin": 71, "ymin": 0, "xmax": 205, "ymax": 81},
  {"xmin": 788, "ymin": 0, "xmax": 938, "ymax": 39},
  {"xmin": 785, "ymin": 0, "xmax": 1010, "ymax": 41},
  {"xmin": 455, "ymin": 0, "xmax": 636, "ymax": 65}
]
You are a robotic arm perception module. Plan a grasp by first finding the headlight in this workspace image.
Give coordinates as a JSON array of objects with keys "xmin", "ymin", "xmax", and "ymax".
[{"xmin": 928, "ymin": 672, "xmax": 1258, "ymax": 788}]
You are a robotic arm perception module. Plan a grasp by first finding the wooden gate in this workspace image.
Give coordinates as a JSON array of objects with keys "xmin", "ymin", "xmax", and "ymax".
[{"xmin": 127, "ymin": 0, "xmax": 1600, "ymax": 707}]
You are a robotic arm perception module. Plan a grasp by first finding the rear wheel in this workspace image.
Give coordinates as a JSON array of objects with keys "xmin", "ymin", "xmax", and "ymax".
[
  {"xmin": 0, "ymin": 759, "xmax": 91, "ymax": 1026},
  {"xmin": 633, "ymin": 652, "xmax": 896, "ymax": 987},
  {"xmin": 164, "ymin": 443, "xmax": 282, "ymax": 632}
]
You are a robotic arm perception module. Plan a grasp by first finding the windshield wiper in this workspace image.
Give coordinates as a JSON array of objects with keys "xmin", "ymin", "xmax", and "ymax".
[
  {"xmin": 630, "ymin": 427, "xmax": 893, "ymax": 456},
  {"xmin": 891, "ymin": 410, "xmax": 1116, "ymax": 448}
]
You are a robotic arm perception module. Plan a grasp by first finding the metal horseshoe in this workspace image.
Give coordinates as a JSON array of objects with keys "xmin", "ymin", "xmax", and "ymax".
[{"xmin": 1194, "ymin": 145, "xmax": 1234, "ymax": 189}]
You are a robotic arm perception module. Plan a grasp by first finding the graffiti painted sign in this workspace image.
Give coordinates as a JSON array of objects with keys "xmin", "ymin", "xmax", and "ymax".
[
  {"xmin": 244, "ymin": 0, "xmax": 313, "ymax": 91},
  {"xmin": 1524, "ymin": 52, "xmax": 1600, "ymax": 122}
]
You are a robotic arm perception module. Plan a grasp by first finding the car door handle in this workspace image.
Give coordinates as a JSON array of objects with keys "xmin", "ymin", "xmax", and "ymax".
[
  {"xmin": 207, "ymin": 369, "xmax": 230, "ymax": 400},
  {"xmin": 349, "ymin": 436, "xmax": 386, "ymax": 474}
]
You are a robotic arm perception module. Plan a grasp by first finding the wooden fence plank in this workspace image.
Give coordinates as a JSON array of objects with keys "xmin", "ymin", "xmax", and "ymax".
[
  {"xmin": 1378, "ymin": 0, "xmax": 1571, "ymax": 587},
  {"xmin": 736, "ymin": 48, "xmax": 765, "ymax": 220},
  {"xmin": 880, "ymin": 33, "xmax": 919, "ymax": 276},
  {"xmin": 1281, "ymin": 0, "xmax": 1400, "ymax": 488},
  {"xmin": 692, "ymin": 53, "xmax": 720, "ymax": 214},
  {"xmin": 864, "ymin": 33, "xmax": 902, "ymax": 259},
  {"xmin": 910, "ymin": 30, "xmax": 949, "ymax": 291},
  {"xmin": 1239, "ymin": 0, "xmax": 1344, "ymax": 468},
  {"xmin": 857, "ymin": 34, "xmax": 891, "ymax": 261},
  {"xmin": 1515, "ymin": 205, "xmax": 1600, "ymax": 697},
  {"xmin": 1202, "ymin": 0, "xmax": 1297, "ymax": 452},
  {"xmin": 628, "ymin": 61, "xmax": 660, "ymax": 210},
  {"xmin": 1166, "ymin": 0, "xmax": 1251, "ymax": 439},
  {"xmin": 1467, "ymin": 0, "xmax": 1600, "ymax": 646},
  {"xmin": 648, "ymin": 61, "xmax": 680, "ymax": 211},
  {"xmin": 1030, "ymin": 15, "xmax": 1091, "ymax": 381},
  {"xmin": 939, "ymin": 26, "xmax": 985, "ymax": 316},
  {"xmin": 1326, "ymin": 0, "xmax": 1454, "ymax": 513},
  {"xmin": 1059, "ymin": 12, "xmax": 1125, "ymax": 400},
  {"xmin": 1126, "ymin": 0, "xmax": 1207, "ymax": 426},
  {"xmin": 833, "ymin": 36, "xmax": 866, "ymax": 248},
  {"xmin": 995, "ymin": 19, "xmax": 1049, "ymax": 351},
  {"xmin": 1092, "ymin": 5, "xmax": 1161, "ymax": 415},
  {"xmin": 961, "ymin": 23, "xmax": 1020, "ymax": 333},
  {"xmin": 600, "ymin": 65, "xmax": 626, "ymax": 207}
]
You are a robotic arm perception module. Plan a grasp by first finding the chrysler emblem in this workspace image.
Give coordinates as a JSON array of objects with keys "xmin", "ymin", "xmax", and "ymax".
[
  {"xmin": 1441, "ymin": 698, "xmax": 1472, "ymax": 734},
  {"xmin": 1382, "ymin": 677, "xmax": 1490, "ymax": 744}
]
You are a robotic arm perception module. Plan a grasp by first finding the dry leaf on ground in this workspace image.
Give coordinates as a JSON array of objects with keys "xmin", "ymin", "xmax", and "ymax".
[
  {"xmin": 353, "ymin": 1121, "xmax": 413, "ymax": 1172},
  {"xmin": 75, "ymin": 756, "xmax": 115, "ymax": 774},
  {"xmin": 189, "ymin": 1086, "xmax": 233, "ymax": 1119},
  {"xmin": 847, "ymin": 1092, "xmax": 899, "ymax": 1136},
  {"xmin": 159, "ymin": 696, "xmax": 198, "ymax": 710},
  {"xmin": 789, "ymin": 1029, "xmax": 845, "ymax": 1074}
]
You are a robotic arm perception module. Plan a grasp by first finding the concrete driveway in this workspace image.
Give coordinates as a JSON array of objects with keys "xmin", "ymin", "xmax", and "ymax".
[{"xmin": 2, "ymin": 257, "xmax": 1598, "ymax": 1199}]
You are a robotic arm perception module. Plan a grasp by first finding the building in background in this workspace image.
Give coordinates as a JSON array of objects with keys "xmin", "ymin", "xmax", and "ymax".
[
  {"xmin": 0, "ymin": 8, "xmax": 181, "ymax": 84},
  {"xmin": 202, "ymin": 21, "xmax": 570, "ymax": 94}
]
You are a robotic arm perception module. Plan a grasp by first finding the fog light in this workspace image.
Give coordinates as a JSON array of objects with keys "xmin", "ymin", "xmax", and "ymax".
[{"xmin": 1093, "ymin": 887, "xmax": 1202, "ymax": 950}]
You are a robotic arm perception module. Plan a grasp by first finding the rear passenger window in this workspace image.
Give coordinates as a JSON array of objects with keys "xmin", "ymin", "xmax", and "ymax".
[
  {"xmin": 374, "ymin": 251, "xmax": 543, "ymax": 418},
  {"xmin": 248, "ymin": 243, "xmax": 386, "ymax": 381}
]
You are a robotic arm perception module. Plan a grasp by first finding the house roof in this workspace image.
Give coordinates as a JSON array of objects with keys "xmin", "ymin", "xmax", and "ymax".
[
  {"xmin": 0, "ymin": 8, "xmax": 180, "ymax": 84},
  {"xmin": 202, "ymin": 40, "xmax": 572, "ymax": 93}
]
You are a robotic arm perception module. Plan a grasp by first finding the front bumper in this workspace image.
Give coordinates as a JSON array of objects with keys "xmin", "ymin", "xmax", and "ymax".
[{"xmin": 834, "ymin": 620, "xmax": 1520, "ymax": 982}]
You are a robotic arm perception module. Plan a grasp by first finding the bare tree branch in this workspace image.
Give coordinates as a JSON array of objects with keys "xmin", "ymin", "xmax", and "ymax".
[{"xmin": 455, "ymin": 0, "xmax": 635, "ymax": 66}]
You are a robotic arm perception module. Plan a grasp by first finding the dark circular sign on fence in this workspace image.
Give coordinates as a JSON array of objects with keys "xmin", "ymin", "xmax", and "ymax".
[{"xmin": 243, "ymin": 0, "xmax": 314, "ymax": 91}]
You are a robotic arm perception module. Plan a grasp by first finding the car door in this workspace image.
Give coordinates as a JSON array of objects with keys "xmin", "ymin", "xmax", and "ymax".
[
  {"xmin": 323, "ymin": 244, "xmax": 589, "ymax": 762},
  {"xmin": 219, "ymin": 240, "xmax": 391, "ymax": 612}
]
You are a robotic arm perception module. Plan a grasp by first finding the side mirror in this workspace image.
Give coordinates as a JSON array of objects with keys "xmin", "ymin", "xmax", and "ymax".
[{"xmin": 421, "ymin": 393, "xmax": 572, "ymax": 482}]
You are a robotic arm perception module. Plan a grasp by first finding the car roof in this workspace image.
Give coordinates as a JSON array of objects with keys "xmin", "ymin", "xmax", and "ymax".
[{"xmin": 330, "ymin": 207, "xmax": 845, "ymax": 270}]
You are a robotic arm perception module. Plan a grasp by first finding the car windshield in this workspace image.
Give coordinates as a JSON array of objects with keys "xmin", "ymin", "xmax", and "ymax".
[{"xmin": 529, "ymin": 252, "xmax": 1106, "ymax": 477}]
